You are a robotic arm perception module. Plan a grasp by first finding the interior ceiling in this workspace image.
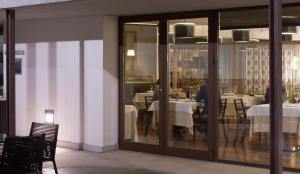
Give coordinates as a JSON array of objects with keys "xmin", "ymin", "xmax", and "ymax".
[
  {"xmin": 169, "ymin": 18, "xmax": 208, "ymax": 25},
  {"xmin": 0, "ymin": 0, "xmax": 300, "ymax": 22}
]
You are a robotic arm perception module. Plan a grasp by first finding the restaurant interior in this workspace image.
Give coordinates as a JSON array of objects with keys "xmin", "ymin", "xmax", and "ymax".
[
  {"xmin": 0, "ymin": 24, "xmax": 4, "ymax": 140},
  {"xmin": 122, "ymin": 6, "xmax": 300, "ymax": 169},
  {"xmin": 0, "ymin": 25, "xmax": 3, "ymax": 97}
]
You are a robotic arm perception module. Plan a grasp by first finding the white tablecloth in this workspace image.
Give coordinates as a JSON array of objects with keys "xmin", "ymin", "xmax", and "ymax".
[
  {"xmin": 247, "ymin": 104, "xmax": 300, "ymax": 117},
  {"xmin": 221, "ymin": 95, "xmax": 264, "ymax": 107},
  {"xmin": 133, "ymin": 92, "xmax": 154, "ymax": 110},
  {"xmin": 148, "ymin": 100, "xmax": 197, "ymax": 134},
  {"xmin": 247, "ymin": 104, "xmax": 300, "ymax": 144},
  {"xmin": 0, "ymin": 97, "xmax": 6, "ymax": 101},
  {"xmin": 221, "ymin": 95, "xmax": 264, "ymax": 118},
  {"xmin": 124, "ymin": 105, "xmax": 139, "ymax": 142}
]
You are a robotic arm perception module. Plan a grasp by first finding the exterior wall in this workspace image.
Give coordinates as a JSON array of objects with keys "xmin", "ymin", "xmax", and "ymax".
[
  {"xmin": 7, "ymin": 15, "xmax": 118, "ymax": 152},
  {"xmin": 83, "ymin": 39, "xmax": 103, "ymax": 150},
  {"xmin": 0, "ymin": 0, "xmax": 73, "ymax": 9},
  {"xmin": 102, "ymin": 16, "xmax": 118, "ymax": 147}
]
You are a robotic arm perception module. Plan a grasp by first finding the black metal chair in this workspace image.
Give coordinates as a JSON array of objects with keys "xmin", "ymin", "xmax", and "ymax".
[
  {"xmin": 233, "ymin": 99, "xmax": 250, "ymax": 145},
  {"xmin": 144, "ymin": 96, "xmax": 153, "ymax": 136},
  {"xmin": 219, "ymin": 99, "xmax": 228, "ymax": 145},
  {"xmin": 0, "ymin": 134, "xmax": 45, "ymax": 174},
  {"xmin": 192, "ymin": 101, "xmax": 208, "ymax": 143},
  {"xmin": 30, "ymin": 122, "xmax": 59, "ymax": 174}
]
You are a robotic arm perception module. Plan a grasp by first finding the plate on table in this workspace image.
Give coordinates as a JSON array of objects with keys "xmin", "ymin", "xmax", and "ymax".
[{"xmin": 178, "ymin": 98, "xmax": 194, "ymax": 102}]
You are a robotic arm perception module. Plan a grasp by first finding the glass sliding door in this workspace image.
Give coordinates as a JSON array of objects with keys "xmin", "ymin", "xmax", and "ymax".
[
  {"xmin": 165, "ymin": 15, "xmax": 217, "ymax": 159},
  {"xmin": 120, "ymin": 20, "xmax": 162, "ymax": 149},
  {"xmin": 281, "ymin": 5, "xmax": 300, "ymax": 170},
  {"xmin": 120, "ymin": 14, "xmax": 218, "ymax": 158},
  {"xmin": 119, "ymin": 7, "xmax": 300, "ymax": 172},
  {"xmin": 218, "ymin": 9, "xmax": 271, "ymax": 166},
  {"xmin": 0, "ymin": 11, "xmax": 7, "ymax": 140}
]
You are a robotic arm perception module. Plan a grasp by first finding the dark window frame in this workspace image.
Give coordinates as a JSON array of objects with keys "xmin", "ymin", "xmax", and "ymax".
[{"xmin": 118, "ymin": 2, "xmax": 300, "ymax": 173}]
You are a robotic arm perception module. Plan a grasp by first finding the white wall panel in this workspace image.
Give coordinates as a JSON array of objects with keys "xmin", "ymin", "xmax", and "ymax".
[{"xmin": 11, "ymin": 15, "xmax": 118, "ymax": 151}]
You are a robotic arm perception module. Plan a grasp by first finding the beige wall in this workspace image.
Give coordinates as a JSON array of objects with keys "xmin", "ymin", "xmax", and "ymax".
[{"xmin": 4, "ymin": 15, "xmax": 118, "ymax": 152}]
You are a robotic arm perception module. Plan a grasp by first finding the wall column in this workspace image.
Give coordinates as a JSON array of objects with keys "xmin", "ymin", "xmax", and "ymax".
[
  {"xmin": 6, "ymin": 9, "xmax": 15, "ymax": 136},
  {"xmin": 269, "ymin": 0, "xmax": 283, "ymax": 174}
]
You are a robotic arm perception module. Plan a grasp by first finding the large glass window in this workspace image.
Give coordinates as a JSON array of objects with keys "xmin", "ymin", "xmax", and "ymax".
[
  {"xmin": 218, "ymin": 6, "xmax": 300, "ymax": 170},
  {"xmin": 281, "ymin": 6, "xmax": 300, "ymax": 170},
  {"xmin": 120, "ymin": 5, "xmax": 300, "ymax": 171},
  {"xmin": 0, "ymin": 11, "xmax": 6, "ymax": 139},
  {"xmin": 0, "ymin": 24, "xmax": 3, "ymax": 96},
  {"xmin": 218, "ymin": 8, "xmax": 271, "ymax": 165},
  {"xmin": 167, "ymin": 18, "xmax": 209, "ymax": 151},
  {"xmin": 122, "ymin": 21, "xmax": 160, "ymax": 145}
]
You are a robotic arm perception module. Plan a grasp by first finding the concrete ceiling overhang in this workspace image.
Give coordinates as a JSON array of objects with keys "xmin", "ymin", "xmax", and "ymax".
[
  {"xmin": 0, "ymin": 0, "xmax": 300, "ymax": 21},
  {"xmin": 0, "ymin": 0, "xmax": 74, "ymax": 9}
]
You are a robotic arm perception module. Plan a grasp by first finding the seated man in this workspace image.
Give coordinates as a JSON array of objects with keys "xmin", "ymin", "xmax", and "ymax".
[
  {"xmin": 152, "ymin": 80, "xmax": 160, "ymax": 101},
  {"xmin": 152, "ymin": 80, "xmax": 173, "ymax": 101},
  {"xmin": 196, "ymin": 77, "xmax": 208, "ymax": 114},
  {"xmin": 194, "ymin": 75, "xmax": 209, "ymax": 137},
  {"xmin": 264, "ymin": 87, "xmax": 270, "ymax": 104},
  {"xmin": 264, "ymin": 86, "xmax": 287, "ymax": 103}
]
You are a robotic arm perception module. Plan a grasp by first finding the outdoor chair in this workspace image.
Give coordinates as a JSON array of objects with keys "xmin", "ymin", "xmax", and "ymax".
[
  {"xmin": 0, "ymin": 134, "xmax": 45, "ymax": 174},
  {"xmin": 233, "ymin": 99, "xmax": 250, "ymax": 145},
  {"xmin": 30, "ymin": 122, "xmax": 59, "ymax": 174}
]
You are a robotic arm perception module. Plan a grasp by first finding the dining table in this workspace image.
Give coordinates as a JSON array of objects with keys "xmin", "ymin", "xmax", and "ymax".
[
  {"xmin": 133, "ymin": 92, "xmax": 154, "ymax": 110},
  {"xmin": 247, "ymin": 103, "xmax": 300, "ymax": 144},
  {"xmin": 124, "ymin": 105, "xmax": 139, "ymax": 142},
  {"xmin": 148, "ymin": 99, "xmax": 198, "ymax": 134}
]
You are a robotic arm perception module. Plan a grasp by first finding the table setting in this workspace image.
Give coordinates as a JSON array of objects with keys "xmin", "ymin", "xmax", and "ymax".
[{"xmin": 247, "ymin": 103, "xmax": 300, "ymax": 146}]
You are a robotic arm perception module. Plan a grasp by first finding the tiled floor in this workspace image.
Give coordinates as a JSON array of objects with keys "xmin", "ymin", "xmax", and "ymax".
[
  {"xmin": 43, "ymin": 148, "xmax": 298, "ymax": 174},
  {"xmin": 133, "ymin": 120, "xmax": 300, "ymax": 169}
]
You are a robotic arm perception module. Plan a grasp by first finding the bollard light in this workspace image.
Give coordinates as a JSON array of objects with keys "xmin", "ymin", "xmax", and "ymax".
[{"xmin": 45, "ymin": 109, "xmax": 54, "ymax": 124}]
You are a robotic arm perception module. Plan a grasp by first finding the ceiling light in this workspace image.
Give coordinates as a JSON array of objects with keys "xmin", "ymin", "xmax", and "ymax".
[
  {"xmin": 174, "ymin": 23, "xmax": 195, "ymax": 38},
  {"xmin": 233, "ymin": 30, "xmax": 249, "ymax": 42},
  {"xmin": 282, "ymin": 16, "xmax": 298, "ymax": 35},
  {"xmin": 127, "ymin": 49, "xmax": 135, "ymax": 57}
]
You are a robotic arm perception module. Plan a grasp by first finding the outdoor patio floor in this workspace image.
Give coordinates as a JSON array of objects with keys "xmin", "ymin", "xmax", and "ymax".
[{"xmin": 43, "ymin": 148, "xmax": 298, "ymax": 174}]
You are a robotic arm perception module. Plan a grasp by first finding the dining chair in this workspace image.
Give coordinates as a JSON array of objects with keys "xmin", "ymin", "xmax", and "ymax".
[
  {"xmin": 233, "ymin": 99, "xmax": 250, "ymax": 145},
  {"xmin": 219, "ymin": 99, "xmax": 228, "ymax": 145},
  {"xmin": 0, "ymin": 134, "xmax": 45, "ymax": 173},
  {"xmin": 144, "ymin": 96, "xmax": 154, "ymax": 136},
  {"xmin": 29, "ymin": 122, "xmax": 59, "ymax": 174}
]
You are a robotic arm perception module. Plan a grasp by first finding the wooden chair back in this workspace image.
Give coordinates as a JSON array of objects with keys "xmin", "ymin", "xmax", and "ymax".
[
  {"xmin": 219, "ymin": 99, "xmax": 227, "ymax": 120},
  {"xmin": 233, "ymin": 99, "xmax": 247, "ymax": 119},
  {"xmin": 144, "ymin": 96, "xmax": 153, "ymax": 109}
]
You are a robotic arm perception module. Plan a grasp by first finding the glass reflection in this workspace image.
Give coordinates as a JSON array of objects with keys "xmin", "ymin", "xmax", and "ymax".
[
  {"xmin": 123, "ymin": 21, "xmax": 159, "ymax": 145},
  {"xmin": 167, "ymin": 18, "xmax": 209, "ymax": 150},
  {"xmin": 218, "ymin": 26, "xmax": 271, "ymax": 165},
  {"xmin": 0, "ymin": 22, "xmax": 6, "ymax": 138},
  {"xmin": 219, "ymin": 7, "xmax": 300, "ymax": 169}
]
